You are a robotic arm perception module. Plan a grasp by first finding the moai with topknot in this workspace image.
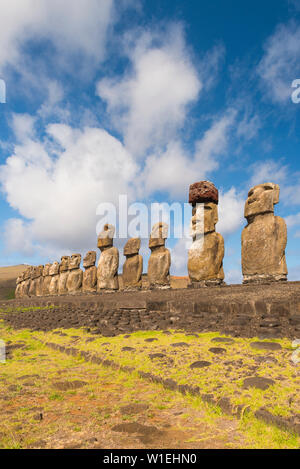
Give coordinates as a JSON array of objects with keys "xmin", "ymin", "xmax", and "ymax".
[
  {"xmin": 241, "ymin": 182, "xmax": 287, "ymax": 283},
  {"xmin": 49, "ymin": 261, "xmax": 60, "ymax": 295},
  {"xmin": 66, "ymin": 254, "xmax": 83, "ymax": 294},
  {"xmin": 147, "ymin": 222, "xmax": 171, "ymax": 289},
  {"xmin": 122, "ymin": 238, "xmax": 143, "ymax": 291},
  {"xmin": 97, "ymin": 224, "xmax": 119, "ymax": 292},
  {"xmin": 42, "ymin": 263, "xmax": 52, "ymax": 296},
  {"xmin": 82, "ymin": 251, "xmax": 97, "ymax": 293},
  {"xmin": 188, "ymin": 181, "xmax": 224, "ymax": 287},
  {"xmin": 58, "ymin": 256, "xmax": 70, "ymax": 295}
]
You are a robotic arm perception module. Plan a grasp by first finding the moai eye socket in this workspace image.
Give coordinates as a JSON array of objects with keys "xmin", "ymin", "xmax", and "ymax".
[
  {"xmin": 263, "ymin": 185, "xmax": 273, "ymax": 191},
  {"xmin": 204, "ymin": 205, "xmax": 212, "ymax": 210},
  {"xmin": 248, "ymin": 190, "xmax": 254, "ymax": 197}
]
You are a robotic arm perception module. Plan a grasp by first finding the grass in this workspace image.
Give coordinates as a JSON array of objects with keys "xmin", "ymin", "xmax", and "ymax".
[{"xmin": 0, "ymin": 315, "xmax": 299, "ymax": 449}]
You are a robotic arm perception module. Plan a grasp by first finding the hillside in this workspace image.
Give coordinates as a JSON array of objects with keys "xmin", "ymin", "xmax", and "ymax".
[{"xmin": 0, "ymin": 265, "xmax": 28, "ymax": 300}]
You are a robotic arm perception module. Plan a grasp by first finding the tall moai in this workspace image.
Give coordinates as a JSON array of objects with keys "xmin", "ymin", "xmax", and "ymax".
[
  {"xmin": 42, "ymin": 263, "xmax": 52, "ymax": 296},
  {"xmin": 187, "ymin": 181, "xmax": 224, "ymax": 287},
  {"xmin": 82, "ymin": 251, "xmax": 97, "ymax": 293},
  {"xmin": 67, "ymin": 254, "xmax": 83, "ymax": 294},
  {"xmin": 122, "ymin": 238, "xmax": 143, "ymax": 291},
  {"xmin": 97, "ymin": 224, "xmax": 119, "ymax": 292},
  {"xmin": 49, "ymin": 261, "xmax": 60, "ymax": 295},
  {"xmin": 58, "ymin": 256, "xmax": 70, "ymax": 295},
  {"xmin": 241, "ymin": 183, "xmax": 287, "ymax": 283},
  {"xmin": 147, "ymin": 222, "xmax": 171, "ymax": 289}
]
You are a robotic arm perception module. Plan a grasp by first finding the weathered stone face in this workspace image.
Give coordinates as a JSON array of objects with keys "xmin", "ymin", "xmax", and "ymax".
[
  {"xmin": 123, "ymin": 238, "xmax": 143, "ymax": 290},
  {"xmin": 83, "ymin": 251, "xmax": 96, "ymax": 268},
  {"xmin": 188, "ymin": 183, "xmax": 224, "ymax": 286},
  {"xmin": 124, "ymin": 238, "xmax": 141, "ymax": 256},
  {"xmin": 49, "ymin": 262, "xmax": 59, "ymax": 276},
  {"xmin": 97, "ymin": 224, "xmax": 115, "ymax": 250},
  {"xmin": 69, "ymin": 254, "xmax": 81, "ymax": 270},
  {"xmin": 59, "ymin": 256, "xmax": 70, "ymax": 273},
  {"xmin": 244, "ymin": 183, "xmax": 279, "ymax": 220},
  {"xmin": 82, "ymin": 265, "xmax": 97, "ymax": 293},
  {"xmin": 189, "ymin": 181, "xmax": 219, "ymax": 206},
  {"xmin": 148, "ymin": 224, "xmax": 170, "ymax": 289},
  {"xmin": 242, "ymin": 183, "xmax": 287, "ymax": 283},
  {"xmin": 43, "ymin": 264, "xmax": 51, "ymax": 277},
  {"xmin": 97, "ymin": 246, "xmax": 119, "ymax": 291}
]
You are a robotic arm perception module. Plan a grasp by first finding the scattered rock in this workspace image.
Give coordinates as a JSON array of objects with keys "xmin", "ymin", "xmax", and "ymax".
[
  {"xmin": 52, "ymin": 380, "xmax": 87, "ymax": 391},
  {"xmin": 243, "ymin": 376, "xmax": 275, "ymax": 390},
  {"xmin": 211, "ymin": 337, "xmax": 234, "ymax": 344},
  {"xmin": 149, "ymin": 353, "xmax": 166, "ymax": 359},
  {"xmin": 144, "ymin": 338, "xmax": 158, "ymax": 342},
  {"xmin": 171, "ymin": 342, "xmax": 190, "ymax": 348},
  {"xmin": 120, "ymin": 403, "xmax": 149, "ymax": 415},
  {"xmin": 250, "ymin": 341, "xmax": 282, "ymax": 351},
  {"xmin": 190, "ymin": 361, "xmax": 211, "ymax": 369},
  {"xmin": 209, "ymin": 347, "xmax": 226, "ymax": 354},
  {"xmin": 122, "ymin": 347, "xmax": 135, "ymax": 352}
]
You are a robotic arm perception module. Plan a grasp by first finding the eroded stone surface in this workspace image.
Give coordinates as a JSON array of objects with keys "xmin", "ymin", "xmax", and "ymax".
[
  {"xmin": 67, "ymin": 254, "xmax": 83, "ymax": 294},
  {"xmin": 189, "ymin": 181, "xmax": 219, "ymax": 205},
  {"xmin": 58, "ymin": 256, "xmax": 70, "ymax": 295},
  {"xmin": 242, "ymin": 183, "xmax": 288, "ymax": 283},
  {"xmin": 148, "ymin": 223, "xmax": 170, "ymax": 289},
  {"xmin": 123, "ymin": 238, "xmax": 143, "ymax": 291},
  {"xmin": 188, "ymin": 183, "xmax": 224, "ymax": 286},
  {"xmin": 83, "ymin": 251, "xmax": 97, "ymax": 293},
  {"xmin": 97, "ymin": 225, "xmax": 119, "ymax": 291}
]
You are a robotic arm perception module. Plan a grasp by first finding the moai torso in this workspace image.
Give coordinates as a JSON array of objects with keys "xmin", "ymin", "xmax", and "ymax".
[
  {"xmin": 82, "ymin": 251, "xmax": 97, "ymax": 293},
  {"xmin": 67, "ymin": 254, "xmax": 83, "ymax": 294},
  {"xmin": 123, "ymin": 238, "xmax": 143, "ymax": 290},
  {"xmin": 29, "ymin": 267, "xmax": 38, "ymax": 297},
  {"xmin": 242, "ymin": 183, "xmax": 287, "ymax": 283},
  {"xmin": 187, "ymin": 182, "xmax": 224, "ymax": 286},
  {"xmin": 58, "ymin": 256, "xmax": 70, "ymax": 295},
  {"xmin": 35, "ymin": 266, "xmax": 44, "ymax": 297},
  {"xmin": 148, "ymin": 223, "xmax": 171, "ymax": 289},
  {"xmin": 42, "ymin": 264, "xmax": 52, "ymax": 296},
  {"xmin": 22, "ymin": 268, "xmax": 31, "ymax": 297},
  {"xmin": 15, "ymin": 275, "xmax": 23, "ymax": 299},
  {"xmin": 49, "ymin": 262, "xmax": 60, "ymax": 295},
  {"xmin": 97, "ymin": 225, "xmax": 119, "ymax": 291}
]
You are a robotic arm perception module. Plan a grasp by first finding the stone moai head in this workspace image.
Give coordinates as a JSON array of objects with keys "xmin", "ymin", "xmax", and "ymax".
[
  {"xmin": 69, "ymin": 254, "xmax": 81, "ymax": 270},
  {"xmin": 97, "ymin": 224, "xmax": 115, "ymax": 251},
  {"xmin": 43, "ymin": 264, "xmax": 51, "ymax": 276},
  {"xmin": 24, "ymin": 267, "xmax": 32, "ymax": 280},
  {"xmin": 37, "ymin": 265, "xmax": 44, "ymax": 277},
  {"xmin": 124, "ymin": 238, "xmax": 141, "ymax": 257},
  {"xmin": 149, "ymin": 222, "xmax": 168, "ymax": 250},
  {"xmin": 30, "ymin": 266, "xmax": 38, "ymax": 280},
  {"xmin": 59, "ymin": 256, "xmax": 70, "ymax": 273},
  {"xmin": 244, "ymin": 182, "xmax": 280, "ymax": 221},
  {"xmin": 83, "ymin": 251, "xmax": 96, "ymax": 268},
  {"xmin": 49, "ymin": 261, "xmax": 59, "ymax": 276},
  {"xmin": 189, "ymin": 181, "xmax": 219, "ymax": 238}
]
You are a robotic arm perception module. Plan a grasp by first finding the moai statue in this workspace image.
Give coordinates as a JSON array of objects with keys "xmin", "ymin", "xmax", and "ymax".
[
  {"xmin": 242, "ymin": 183, "xmax": 288, "ymax": 283},
  {"xmin": 21, "ymin": 267, "xmax": 32, "ymax": 297},
  {"xmin": 148, "ymin": 222, "xmax": 171, "ymax": 289},
  {"xmin": 28, "ymin": 266, "xmax": 38, "ymax": 297},
  {"xmin": 35, "ymin": 265, "xmax": 44, "ymax": 297},
  {"xmin": 187, "ymin": 181, "xmax": 224, "ymax": 287},
  {"xmin": 82, "ymin": 251, "xmax": 97, "ymax": 293},
  {"xmin": 49, "ymin": 261, "xmax": 60, "ymax": 295},
  {"xmin": 58, "ymin": 256, "xmax": 70, "ymax": 295},
  {"xmin": 42, "ymin": 263, "xmax": 52, "ymax": 296},
  {"xmin": 15, "ymin": 273, "xmax": 24, "ymax": 299},
  {"xmin": 122, "ymin": 238, "xmax": 143, "ymax": 291},
  {"xmin": 67, "ymin": 254, "xmax": 83, "ymax": 294},
  {"xmin": 97, "ymin": 224, "xmax": 119, "ymax": 292}
]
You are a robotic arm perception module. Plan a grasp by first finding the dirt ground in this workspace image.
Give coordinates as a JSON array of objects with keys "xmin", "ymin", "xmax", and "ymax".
[{"xmin": 0, "ymin": 315, "xmax": 299, "ymax": 449}]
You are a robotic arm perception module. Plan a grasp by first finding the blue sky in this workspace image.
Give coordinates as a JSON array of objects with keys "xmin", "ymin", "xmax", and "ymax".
[{"xmin": 0, "ymin": 0, "xmax": 300, "ymax": 282}]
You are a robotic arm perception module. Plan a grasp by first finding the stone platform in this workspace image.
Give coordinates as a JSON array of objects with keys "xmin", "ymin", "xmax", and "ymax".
[{"xmin": 2, "ymin": 281, "xmax": 300, "ymax": 338}]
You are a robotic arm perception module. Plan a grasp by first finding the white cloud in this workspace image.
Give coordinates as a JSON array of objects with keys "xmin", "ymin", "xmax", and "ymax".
[
  {"xmin": 217, "ymin": 187, "xmax": 244, "ymax": 236},
  {"xmin": 0, "ymin": 0, "xmax": 116, "ymax": 72},
  {"xmin": 249, "ymin": 159, "xmax": 289, "ymax": 187},
  {"xmin": 139, "ymin": 111, "xmax": 236, "ymax": 198},
  {"xmin": 97, "ymin": 23, "xmax": 202, "ymax": 156},
  {"xmin": 0, "ymin": 123, "xmax": 138, "ymax": 256},
  {"xmin": 257, "ymin": 20, "xmax": 300, "ymax": 103}
]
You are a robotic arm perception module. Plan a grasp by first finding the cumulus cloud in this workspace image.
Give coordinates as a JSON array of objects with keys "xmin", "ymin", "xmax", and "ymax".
[
  {"xmin": 139, "ymin": 111, "xmax": 236, "ymax": 197},
  {"xmin": 249, "ymin": 159, "xmax": 289, "ymax": 187},
  {"xmin": 0, "ymin": 0, "xmax": 116, "ymax": 72},
  {"xmin": 217, "ymin": 188, "xmax": 244, "ymax": 236},
  {"xmin": 97, "ymin": 23, "xmax": 202, "ymax": 156},
  {"xmin": 257, "ymin": 20, "xmax": 300, "ymax": 103},
  {"xmin": 0, "ymin": 122, "xmax": 138, "ymax": 256}
]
